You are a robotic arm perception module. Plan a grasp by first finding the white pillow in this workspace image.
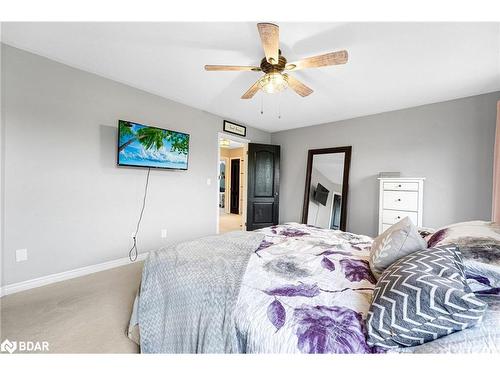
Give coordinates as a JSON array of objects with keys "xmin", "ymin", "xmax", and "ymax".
[{"xmin": 369, "ymin": 217, "xmax": 427, "ymax": 278}]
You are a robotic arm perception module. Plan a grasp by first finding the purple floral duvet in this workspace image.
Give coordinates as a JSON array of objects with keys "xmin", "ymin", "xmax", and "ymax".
[{"xmin": 233, "ymin": 223, "xmax": 382, "ymax": 354}]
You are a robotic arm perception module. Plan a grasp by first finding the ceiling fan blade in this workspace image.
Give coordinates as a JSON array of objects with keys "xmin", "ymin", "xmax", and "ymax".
[
  {"xmin": 285, "ymin": 74, "xmax": 313, "ymax": 97},
  {"xmin": 286, "ymin": 50, "xmax": 348, "ymax": 71},
  {"xmin": 241, "ymin": 79, "xmax": 261, "ymax": 99},
  {"xmin": 257, "ymin": 23, "xmax": 279, "ymax": 64},
  {"xmin": 205, "ymin": 65, "xmax": 261, "ymax": 72}
]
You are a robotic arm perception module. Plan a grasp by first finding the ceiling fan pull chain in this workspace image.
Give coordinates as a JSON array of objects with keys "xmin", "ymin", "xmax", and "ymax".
[
  {"xmin": 278, "ymin": 91, "xmax": 281, "ymax": 119},
  {"xmin": 260, "ymin": 93, "xmax": 264, "ymax": 115}
]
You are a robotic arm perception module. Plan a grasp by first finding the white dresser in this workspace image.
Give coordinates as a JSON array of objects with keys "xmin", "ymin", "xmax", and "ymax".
[{"xmin": 378, "ymin": 177, "xmax": 425, "ymax": 234}]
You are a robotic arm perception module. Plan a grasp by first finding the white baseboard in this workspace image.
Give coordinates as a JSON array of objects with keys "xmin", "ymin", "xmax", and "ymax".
[{"xmin": 0, "ymin": 252, "xmax": 149, "ymax": 297}]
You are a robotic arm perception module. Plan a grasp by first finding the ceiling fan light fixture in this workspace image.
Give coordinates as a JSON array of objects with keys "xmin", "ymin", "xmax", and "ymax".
[{"xmin": 259, "ymin": 72, "xmax": 288, "ymax": 94}]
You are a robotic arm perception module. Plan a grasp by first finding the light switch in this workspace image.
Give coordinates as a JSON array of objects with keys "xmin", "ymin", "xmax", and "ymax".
[
  {"xmin": 161, "ymin": 229, "xmax": 167, "ymax": 238},
  {"xmin": 206, "ymin": 178, "xmax": 211, "ymax": 186},
  {"xmin": 16, "ymin": 248, "xmax": 28, "ymax": 262}
]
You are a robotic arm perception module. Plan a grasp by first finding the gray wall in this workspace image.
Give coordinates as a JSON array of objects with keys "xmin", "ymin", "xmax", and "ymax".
[
  {"xmin": 272, "ymin": 91, "xmax": 500, "ymax": 237},
  {"xmin": 1, "ymin": 44, "xmax": 270, "ymax": 285}
]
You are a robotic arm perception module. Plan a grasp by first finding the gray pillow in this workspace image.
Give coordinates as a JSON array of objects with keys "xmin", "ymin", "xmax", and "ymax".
[
  {"xmin": 366, "ymin": 245, "xmax": 488, "ymax": 350},
  {"xmin": 370, "ymin": 217, "xmax": 426, "ymax": 278}
]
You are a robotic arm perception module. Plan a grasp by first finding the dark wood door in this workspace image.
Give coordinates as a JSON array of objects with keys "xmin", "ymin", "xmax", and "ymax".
[
  {"xmin": 230, "ymin": 158, "xmax": 240, "ymax": 214},
  {"xmin": 246, "ymin": 143, "xmax": 280, "ymax": 231}
]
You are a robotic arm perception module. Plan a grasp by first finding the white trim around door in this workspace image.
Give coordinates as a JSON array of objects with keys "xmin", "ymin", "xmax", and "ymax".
[{"xmin": 216, "ymin": 132, "xmax": 250, "ymax": 234}]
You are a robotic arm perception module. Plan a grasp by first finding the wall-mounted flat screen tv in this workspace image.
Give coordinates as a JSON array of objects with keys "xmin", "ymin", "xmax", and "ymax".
[
  {"xmin": 314, "ymin": 183, "xmax": 330, "ymax": 206},
  {"xmin": 117, "ymin": 120, "xmax": 189, "ymax": 170}
]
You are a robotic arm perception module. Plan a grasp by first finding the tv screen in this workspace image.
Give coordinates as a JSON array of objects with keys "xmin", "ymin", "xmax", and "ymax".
[
  {"xmin": 117, "ymin": 120, "xmax": 189, "ymax": 170},
  {"xmin": 314, "ymin": 183, "xmax": 330, "ymax": 206}
]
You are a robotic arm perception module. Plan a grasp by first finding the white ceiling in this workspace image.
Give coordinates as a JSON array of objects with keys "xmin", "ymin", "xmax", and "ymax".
[
  {"xmin": 220, "ymin": 138, "xmax": 243, "ymax": 149},
  {"xmin": 3, "ymin": 22, "xmax": 500, "ymax": 132}
]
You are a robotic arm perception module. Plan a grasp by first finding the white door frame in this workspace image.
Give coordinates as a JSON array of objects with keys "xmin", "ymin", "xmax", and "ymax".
[{"xmin": 216, "ymin": 132, "xmax": 250, "ymax": 234}]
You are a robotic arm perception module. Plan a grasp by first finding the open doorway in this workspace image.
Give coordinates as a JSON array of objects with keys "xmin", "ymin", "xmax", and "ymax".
[{"xmin": 218, "ymin": 134, "xmax": 248, "ymax": 234}]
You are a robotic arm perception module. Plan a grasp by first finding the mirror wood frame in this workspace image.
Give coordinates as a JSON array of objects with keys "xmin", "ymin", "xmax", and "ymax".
[{"xmin": 301, "ymin": 146, "xmax": 352, "ymax": 231}]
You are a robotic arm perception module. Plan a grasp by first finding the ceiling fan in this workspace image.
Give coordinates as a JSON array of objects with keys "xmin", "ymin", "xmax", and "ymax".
[{"xmin": 204, "ymin": 23, "xmax": 348, "ymax": 99}]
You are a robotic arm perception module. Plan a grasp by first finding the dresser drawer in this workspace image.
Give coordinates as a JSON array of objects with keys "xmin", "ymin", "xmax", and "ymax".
[
  {"xmin": 383, "ymin": 190, "xmax": 418, "ymax": 211},
  {"xmin": 383, "ymin": 182, "xmax": 419, "ymax": 191},
  {"xmin": 382, "ymin": 209, "xmax": 418, "ymax": 225}
]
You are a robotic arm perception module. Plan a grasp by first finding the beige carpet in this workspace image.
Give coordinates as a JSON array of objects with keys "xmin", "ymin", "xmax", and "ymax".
[
  {"xmin": 219, "ymin": 212, "xmax": 242, "ymax": 233},
  {"xmin": 0, "ymin": 261, "xmax": 143, "ymax": 353}
]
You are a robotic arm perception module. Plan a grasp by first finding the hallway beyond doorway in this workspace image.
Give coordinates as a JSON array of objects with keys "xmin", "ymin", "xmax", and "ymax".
[
  {"xmin": 219, "ymin": 209, "xmax": 242, "ymax": 233},
  {"xmin": 218, "ymin": 135, "xmax": 247, "ymax": 234}
]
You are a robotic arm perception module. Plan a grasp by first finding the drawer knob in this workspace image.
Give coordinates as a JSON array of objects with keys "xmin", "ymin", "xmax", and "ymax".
[
  {"xmin": 398, "ymin": 184, "xmax": 402, "ymax": 188},
  {"xmin": 396, "ymin": 216, "xmax": 401, "ymax": 219},
  {"xmin": 396, "ymin": 198, "xmax": 402, "ymax": 202}
]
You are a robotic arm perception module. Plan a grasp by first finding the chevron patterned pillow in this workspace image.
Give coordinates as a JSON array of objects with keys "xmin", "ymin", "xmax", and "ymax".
[{"xmin": 366, "ymin": 245, "xmax": 488, "ymax": 349}]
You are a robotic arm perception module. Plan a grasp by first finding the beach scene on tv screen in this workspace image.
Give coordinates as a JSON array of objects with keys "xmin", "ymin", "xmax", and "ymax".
[{"xmin": 118, "ymin": 121, "xmax": 189, "ymax": 169}]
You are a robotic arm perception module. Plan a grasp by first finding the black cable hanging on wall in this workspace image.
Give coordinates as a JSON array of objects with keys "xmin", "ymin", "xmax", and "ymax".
[{"xmin": 129, "ymin": 167, "xmax": 151, "ymax": 262}]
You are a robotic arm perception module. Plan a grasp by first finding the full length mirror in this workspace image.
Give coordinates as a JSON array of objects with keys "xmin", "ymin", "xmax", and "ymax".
[{"xmin": 302, "ymin": 147, "xmax": 352, "ymax": 231}]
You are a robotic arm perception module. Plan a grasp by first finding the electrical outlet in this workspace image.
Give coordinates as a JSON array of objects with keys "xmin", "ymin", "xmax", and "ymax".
[
  {"xmin": 131, "ymin": 232, "xmax": 136, "ymax": 238},
  {"xmin": 161, "ymin": 229, "xmax": 167, "ymax": 238},
  {"xmin": 16, "ymin": 248, "xmax": 28, "ymax": 262}
]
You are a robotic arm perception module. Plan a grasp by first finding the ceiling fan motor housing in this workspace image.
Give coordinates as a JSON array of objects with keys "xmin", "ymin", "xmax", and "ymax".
[{"xmin": 260, "ymin": 50, "xmax": 287, "ymax": 73}]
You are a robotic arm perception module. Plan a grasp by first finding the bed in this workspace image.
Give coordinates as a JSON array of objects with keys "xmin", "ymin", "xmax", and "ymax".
[{"xmin": 128, "ymin": 223, "xmax": 499, "ymax": 354}]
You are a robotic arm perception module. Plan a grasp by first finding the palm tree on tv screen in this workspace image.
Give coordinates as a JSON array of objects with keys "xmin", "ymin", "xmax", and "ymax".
[{"xmin": 118, "ymin": 121, "xmax": 188, "ymax": 155}]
